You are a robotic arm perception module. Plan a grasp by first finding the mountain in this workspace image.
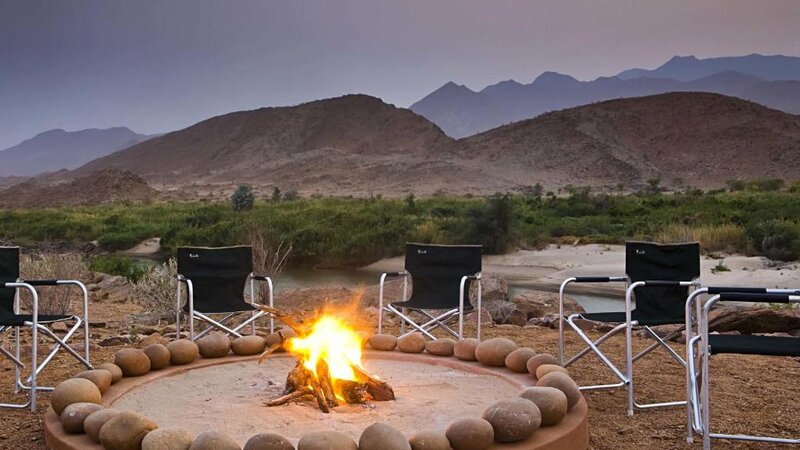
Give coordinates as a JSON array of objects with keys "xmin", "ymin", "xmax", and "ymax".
[
  {"xmin": 458, "ymin": 92, "xmax": 800, "ymax": 189},
  {"xmin": 70, "ymin": 95, "xmax": 477, "ymax": 196},
  {"xmin": 411, "ymin": 55, "xmax": 800, "ymax": 138},
  {"xmin": 0, "ymin": 127, "xmax": 152, "ymax": 177},
  {"xmin": 617, "ymin": 54, "xmax": 800, "ymax": 81}
]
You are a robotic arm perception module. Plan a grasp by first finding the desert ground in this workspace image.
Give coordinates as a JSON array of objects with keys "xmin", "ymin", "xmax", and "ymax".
[{"xmin": 0, "ymin": 245, "xmax": 798, "ymax": 449}]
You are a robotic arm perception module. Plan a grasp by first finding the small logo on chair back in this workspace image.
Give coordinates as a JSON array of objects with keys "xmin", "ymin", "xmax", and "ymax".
[
  {"xmin": 636, "ymin": 249, "xmax": 645, "ymax": 255},
  {"xmin": 417, "ymin": 250, "xmax": 427, "ymax": 254},
  {"xmin": 189, "ymin": 253, "xmax": 200, "ymax": 258}
]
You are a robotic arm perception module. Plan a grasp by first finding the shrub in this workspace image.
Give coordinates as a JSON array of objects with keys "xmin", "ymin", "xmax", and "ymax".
[
  {"xmin": 245, "ymin": 227, "xmax": 292, "ymax": 301},
  {"xmin": 130, "ymin": 258, "xmax": 178, "ymax": 319},
  {"xmin": 231, "ymin": 185, "xmax": 255, "ymax": 211},
  {"xmin": 745, "ymin": 220, "xmax": 800, "ymax": 261},
  {"xmin": 19, "ymin": 253, "xmax": 89, "ymax": 315},
  {"xmin": 89, "ymin": 255, "xmax": 150, "ymax": 282},
  {"xmin": 656, "ymin": 224, "xmax": 752, "ymax": 254}
]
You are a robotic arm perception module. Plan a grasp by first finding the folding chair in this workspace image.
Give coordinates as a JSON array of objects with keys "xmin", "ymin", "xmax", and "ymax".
[
  {"xmin": 176, "ymin": 246, "xmax": 274, "ymax": 340},
  {"xmin": 558, "ymin": 241, "xmax": 700, "ymax": 416},
  {"xmin": 377, "ymin": 243, "xmax": 483, "ymax": 340},
  {"xmin": 686, "ymin": 289, "xmax": 800, "ymax": 449},
  {"xmin": 0, "ymin": 247, "xmax": 92, "ymax": 412}
]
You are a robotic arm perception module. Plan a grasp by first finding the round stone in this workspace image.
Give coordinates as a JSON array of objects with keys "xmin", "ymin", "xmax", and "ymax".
[
  {"xmin": 526, "ymin": 353, "xmax": 558, "ymax": 376},
  {"xmin": 396, "ymin": 333, "xmax": 426, "ymax": 353},
  {"xmin": 368, "ymin": 334, "xmax": 398, "ymax": 351},
  {"xmin": 298, "ymin": 430, "xmax": 358, "ymax": 450},
  {"xmin": 232, "ymin": 335, "xmax": 267, "ymax": 356},
  {"xmin": 519, "ymin": 387, "xmax": 568, "ymax": 426},
  {"xmin": 96, "ymin": 363, "xmax": 123, "ymax": 384},
  {"xmin": 504, "ymin": 348, "xmax": 536, "ymax": 373},
  {"xmin": 536, "ymin": 372, "xmax": 583, "ymax": 409},
  {"xmin": 190, "ymin": 431, "xmax": 241, "ymax": 450},
  {"xmin": 535, "ymin": 364, "xmax": 569, "ymax": 379},
  {"xmin": 482, "ymin": 398, "xmax": 541, "ymax": 443},
  {"xmin": 408, "ymin": 429, "xmax": 450, "ymax": 450},
  {"xmin": 264, "ymin": 328, "xmax": 297, "ymax": 353},
  {"xmin": 99, "ymin": 411, "xmax": 159, "ymax": 450},
  {"xmin": 445, "ymin": 418, "xmax": 494, "ymax": 450},
  {"xmin": 51, "ymin": 378, "xmax": 102, "ymax": 415},
  {"xmin": 167, "ymin": 339, "xmax": 200, "ymax": 365},
  {"xmin": 142, "ymin": 426, "xmax": 194, "ymax": 450},
  {"xmin": 197, "ymin": 332, "xmax": 232, "ymax": 358},
  {"xmin": 425, "ymin": 338, "xmax": 455, "ymax": 356},
  {"xmin": 243, "ymin": 432, "xmax": 295, "ymax": 450},
  {"xmin": 453, "ymin": 338, "xmax": 479, "ymax": 361},
  {"xmin": 84, "ymin": 408, "xmax": 120, "ymax": 443},
  {"xmin": 143, "ymin": 343, "xmax": 172, "ymax": 370},
  {"xmin": 359, "ymin": 422, "xmax": 411, "ymax": 450},
  {"xmin": 60, "ymin": 402, "xmax": 103, "ymax": 434},
  {"xmin": 75, "ymin": 369, "xmax": 113, "ymax": 394},
  {"xmin": 475, "ymin": 338, "xmax": 518, "ymax": 367},
  {"xmin": 114, "ymin": 348, "xmax": 152, "ymax": 376}
]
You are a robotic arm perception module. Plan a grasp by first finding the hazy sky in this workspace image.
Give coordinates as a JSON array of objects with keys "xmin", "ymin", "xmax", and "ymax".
[{"xmin": 1, "ymin": 0, "xmax": 798, "ymax": 149}]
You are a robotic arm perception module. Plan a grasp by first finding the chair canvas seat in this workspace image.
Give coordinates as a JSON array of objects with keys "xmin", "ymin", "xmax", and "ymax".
[
  {"xmin": 0, "ymin": 312, "xmax": 73, "ymax": 327},
  {"xmin": 579, "ymin": 311, "xmax": 683, "ymax": 327},
  {"xmin": 709, "ymin": 334, "xmax": 800, "ymax": 356}
]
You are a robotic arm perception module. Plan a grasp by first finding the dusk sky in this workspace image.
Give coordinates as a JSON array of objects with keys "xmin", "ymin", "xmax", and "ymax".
[{"xmin": 1, "ymin": 0, "xmax": 798, "ymax": 149}]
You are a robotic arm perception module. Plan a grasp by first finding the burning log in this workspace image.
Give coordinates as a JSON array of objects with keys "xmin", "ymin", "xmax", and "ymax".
[{"xmin": 257, "ymin": 306, "xmax": 395, "ymax": 412}]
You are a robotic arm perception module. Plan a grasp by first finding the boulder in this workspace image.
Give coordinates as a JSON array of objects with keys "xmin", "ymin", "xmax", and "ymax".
[
  {"xmin": 454, "ymin": 338, "xmax": 479, "ymax": 361},
  {"xmin": 232, "ymin": 335, "xmax": 267, "ymax": 356},
  {"xmin": 710, "ymin": 308, "xmax": 800, "ymax": 334},
  {"xmin": 140, "ymin": 332, "xmax": 170, "ymax": 347},
  {"xmin": 475, "ymin": 338, "xmax": 518, "ymax": 366},
  {"xmin": 74, "ymin": 369, "xmax": 113, "ymax": 394},
  {"xmin": 190, "ymin": 431, "xmax": 241, "ymax": 450},
  {"xmin": 535, "ymin": 364, "xmax": 569, "ymax": 379},
  {"xmin": 512, "ymin": 291, "xmax": 584, "ymax": 319},
  {"xmin": 60, "ymin": 402, "xmax": 103, "ymax": 434},
  {"xmin": 519, "ymin": 387, "xmax": 568, "ymax": 426},
  {"xmin": 482, "ymin": 300, "xmax": 518, "ymax": 325},
  {"xmin": 526, "ymin": 353, "xmax": 558, "ymax": 376},
  {"xmin": 167, "ymin": 339, "xmax": 200, "ymax": 365},
  {"xmin": 408, "ymin": 430, "xmax": 450, "ymax": 450},
  {"xmin": 359, "ymin": 422, "xmax": 411, "ymax": 450},
  {"xmin": 96, "ymin": 363, "xmax": 123, "ymax": 384},
  {"xmin": 476, "ymin": 275, "xmax": 508, "ymax": 304},
  {"xmin": 99, "ymin": 411, "xmax": 158, "ymax": 450},
  {"xmin": 244, "ymin": 433, "xmax": 295, "ymax": 450},
  {"xmin": 114, "ymin": 348, "xmax": 152, "ymax": 376},
  {"xmin": 482, "ymin": 398, "xmax": 542, "ymax": 442},
  {"xmin": 445, "ymin": 418, "xmax": 494, "ymax": 450},
  {"xmin": 264, "ymin": 328, "xmax": 298, "ymax": 352},
  {"xmin": 504, "ymin": 348, "xmax": 536, "ymax": 373},
  {"xmin": 396, "ymin": 333, "xmax": 426, "ymax": 353},
  {"xmin": 536, "ymin": 372, "xmax": 582, "ymax": 409},
  {"xmin": 143, "ymin": 343, "xmax": 172, "ymax": 370},
  {"xmin": 51, "ymin": 378, "xmax": 102, "ymax": 415},
  {"xmin": 142, "ymin": 426, "xmax": 194, "ymax": 450},
  {"xmin": 298, "ymin": 430, "xmax": 358, "ymax": 450},
  {"xmin": 368, "ymin": 334, "xmax": 398, "ymax": 351},
  {"xmin": 425, "ymin": 338, "xmax": 456, "ymax": 356},
  {"xmin": 84, "ymin": 408, "xmax": 120, "ymax": 443},
  {"xmin": 197, "ymin": 332, "xmax": 232, "ymax": 358}
]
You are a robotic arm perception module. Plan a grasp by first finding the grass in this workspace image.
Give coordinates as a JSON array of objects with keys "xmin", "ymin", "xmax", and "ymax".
[{"xmin": 2, "ymin": 190, "xmax": 800, "ymax": 266}]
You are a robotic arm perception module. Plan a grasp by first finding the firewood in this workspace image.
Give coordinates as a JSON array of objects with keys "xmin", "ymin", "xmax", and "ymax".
[
  {"xmin": 285, "ymin": 362, "xmax": 313, "ymax": 394},
  {"xmin": 353, "ymin": 364, "xmax": 396, "ymax": 401},
  {"xmin": 257, "ymin": 341, "xmax": 284, "ymax": 364},
  {"xmin": 316, "ymin": 359, "xmax": 339, "ymax": 408},
  {"xmin": 264, "ymin": 389, "xmax": 311, "ymax": 407},
  {"xmin": 336, "ymin": 380, "xmax": 370, "ymax": 404},
  {"xmin": 256, "ymin": 305, "xmax": 307, "ymax": 335}
]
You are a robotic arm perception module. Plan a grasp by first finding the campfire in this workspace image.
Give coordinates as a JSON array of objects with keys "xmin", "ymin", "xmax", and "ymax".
[{"xmin": 257, "ymin": 306, "xmax": 395, "ymax": 413}]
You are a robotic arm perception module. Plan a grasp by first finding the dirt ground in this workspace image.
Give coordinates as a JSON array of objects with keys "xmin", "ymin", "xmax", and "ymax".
[{"xmin": 1, "ymin": 297, "xmax": 798, "ymax": 450}]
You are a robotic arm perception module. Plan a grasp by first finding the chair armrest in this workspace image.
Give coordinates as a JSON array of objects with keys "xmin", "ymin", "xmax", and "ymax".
[
  {"xmin": 574, "ymin": 276, "xmax": 627, "ymax": 283},
  {"xmin": 718, "ymin": 292, "xmax": 800, "ymax": 303},
  {"xmin": 250, "ymin": 275, "xmax": 272, "ymax": 282},
  {"xmin": 22, "ymin": 279, "xmax": 60, "ymax": 286},
  {"xmin": 640, "ymin": 280, "xmax": 699, "ymax": 287},
  {"xmin": 382, "ymin": 271, "xmax": 408, "ymax": 278}
]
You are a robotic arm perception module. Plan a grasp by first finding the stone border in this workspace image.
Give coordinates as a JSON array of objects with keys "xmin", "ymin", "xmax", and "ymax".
[{"xmin": 44, "ymin": 346, "xmax": 589, "ymax": 450}]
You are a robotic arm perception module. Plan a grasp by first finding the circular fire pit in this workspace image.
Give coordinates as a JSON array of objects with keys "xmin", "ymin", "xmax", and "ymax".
[{"xmin": 44, "ymin": 351, "xmax": 588, "ymax": 450}]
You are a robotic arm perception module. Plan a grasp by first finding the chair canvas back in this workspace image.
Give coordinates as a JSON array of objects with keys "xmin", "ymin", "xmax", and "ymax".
[
  {"xmin": 404, "ymin": 243, "xmax": 482, "ymax": 309},
  {"xmin": 626, "ymin": 241, "xmax": 700, "ymax": 323},
  {"xmin": 0, "ymin": 247, "xmax": 20, "ymax": 316},
  {"xmin": 177, "ymin": 246, "xmax": 253, "ymax": 313}
]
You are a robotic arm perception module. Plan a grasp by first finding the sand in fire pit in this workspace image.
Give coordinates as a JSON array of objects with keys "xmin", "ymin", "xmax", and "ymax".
[{"xmin": 112, "ymin": 355, "xmax": 523, "ymax": 444}]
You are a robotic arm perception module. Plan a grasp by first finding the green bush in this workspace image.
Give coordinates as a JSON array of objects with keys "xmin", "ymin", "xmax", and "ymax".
[
  {"xmin": 231, "ymin": 185, "xmax": 255, "ymax": 211},
  {"xmin": 89, "ymin": 255, "xmax": 151, "ymax": 282}
]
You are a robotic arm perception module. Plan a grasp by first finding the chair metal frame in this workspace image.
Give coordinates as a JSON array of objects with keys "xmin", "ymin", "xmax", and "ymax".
[
  {"xmin": 559, "ymin": 276, "xmax": 700, "ymax": 416},
  {"xmin": 176, "ymin": 272, "xmax": 274, "ymax": 341},
  {"xmin": 686, "ymin": 289, "xmax": 800, "ymax": 449},
  {"xmin": 0, "ymin": 279, "xmax": 92, "ymax": 412},
  {"xmin": 377, "ymin": 271, "xmax": 483, "ymax": 341}
]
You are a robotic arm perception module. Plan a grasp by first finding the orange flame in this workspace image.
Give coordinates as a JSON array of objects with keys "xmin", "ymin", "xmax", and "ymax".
[{"xmin": 286, "ymin": 314, "xmax": 365, "ymax": 383}]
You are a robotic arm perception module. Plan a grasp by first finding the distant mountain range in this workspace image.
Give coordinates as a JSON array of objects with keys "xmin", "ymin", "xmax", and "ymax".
[
  {"xmin": 411, "ymin": 54, "xmax": 800, "ymax": 138},
  {"xmin": 0, "ymin": 127, "xmax": 153, "ymax": 177},
  {"xmin": 50, "ymin": 92, "xmax": 800, "ymax": 198}
]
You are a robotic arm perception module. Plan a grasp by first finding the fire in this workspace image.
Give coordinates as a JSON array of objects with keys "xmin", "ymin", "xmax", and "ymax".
[{"xmin": 285, "ymin": 315, "xmax": 365, "ymax": 385}]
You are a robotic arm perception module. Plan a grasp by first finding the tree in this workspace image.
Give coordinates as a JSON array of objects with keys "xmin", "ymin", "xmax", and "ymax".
[
  {"xmin": 231, "ymin": 185, "xmax": 255, "ymax": 211},
  {"xmin": 646, "ymin": 177, "xmax": 662, "ymax": 195},
  {"xmin": 271, "ymin": 187, "xmax": 282, "ymax": 202}
]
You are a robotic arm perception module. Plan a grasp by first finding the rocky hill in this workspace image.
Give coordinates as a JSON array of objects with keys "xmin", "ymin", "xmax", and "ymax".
[
  {"xmin": 0, "ymin": 127, "xmax": 151, "ymax": 177},
  {"xmin": 457, "ymin": 92, "xmax": 800, "ymax": 189}
]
